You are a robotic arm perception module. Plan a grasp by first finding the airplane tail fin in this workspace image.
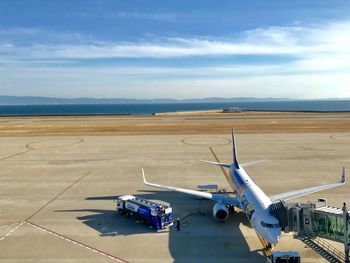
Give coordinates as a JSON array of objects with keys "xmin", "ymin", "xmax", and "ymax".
[
  {"xmin": 232, "ymin": 129, "xmax": 239, "ymax": 168},
  {"xmin": 202, "ymin": 129, "xmax": 239, "ymax": 169}
]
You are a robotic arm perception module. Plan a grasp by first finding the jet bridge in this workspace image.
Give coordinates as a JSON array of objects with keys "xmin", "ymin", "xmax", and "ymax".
[{"xmin": 270, "ymin": 199, "xmax": 350, "ymax": 263}]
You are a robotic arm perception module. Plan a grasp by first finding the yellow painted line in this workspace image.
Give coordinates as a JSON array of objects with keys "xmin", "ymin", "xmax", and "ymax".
[
  {"xmin": 209, "ymin": 147, "xmax": 236, "ymax": 191},
  {"xmin": 209, "ymin": 147, "xmax": 229, "ymax": 179},
  {"xmin": 256, "ymin": 231, "xmax": 272, "ymax": 257}
]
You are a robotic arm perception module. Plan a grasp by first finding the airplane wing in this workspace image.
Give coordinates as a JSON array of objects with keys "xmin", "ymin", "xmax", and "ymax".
[
  {"xmin": 269, "ymin": 168, "xmax": 346, "ymax": 202},
  {"xmin": 141, "ymin": 169, "xmax": 240, "ymax": 207}
]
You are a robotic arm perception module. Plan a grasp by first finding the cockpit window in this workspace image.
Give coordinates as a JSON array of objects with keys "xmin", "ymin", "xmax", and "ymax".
[{"xmin": 261, "ymin": 221, "xmax": 279, "ymax": 228}]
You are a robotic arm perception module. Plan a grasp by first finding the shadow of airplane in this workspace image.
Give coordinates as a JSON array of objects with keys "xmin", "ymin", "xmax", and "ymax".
[{"xmin": 56, "ymin": 189, "xmax": 265, "ymax": 262}]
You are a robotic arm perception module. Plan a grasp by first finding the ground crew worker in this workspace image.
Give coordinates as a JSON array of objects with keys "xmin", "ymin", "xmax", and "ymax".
[{"xmin": 176, "ymin": 218, "xmax": 181, "ymax": 231}]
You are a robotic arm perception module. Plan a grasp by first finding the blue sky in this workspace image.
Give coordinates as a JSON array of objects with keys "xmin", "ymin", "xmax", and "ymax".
[{"xmin": 1, "ymin": 0, "xmax": 350, "ymax": 99}]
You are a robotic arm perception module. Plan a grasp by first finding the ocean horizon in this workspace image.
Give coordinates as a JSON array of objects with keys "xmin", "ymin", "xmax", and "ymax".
[{"xmin": 0, "ymin": 100, "xmax": 350, "ymax": 116}]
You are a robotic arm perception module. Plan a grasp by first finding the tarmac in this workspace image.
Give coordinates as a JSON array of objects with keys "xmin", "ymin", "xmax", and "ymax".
[{"xmin": 1, "ymin": 130, "xmax": 350, "ymax": 262}]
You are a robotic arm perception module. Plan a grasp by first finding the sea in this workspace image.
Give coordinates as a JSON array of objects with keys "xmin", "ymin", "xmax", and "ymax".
[{"xmin": 0, "ymin": 100, "xmax": 350, "ymax": 116}]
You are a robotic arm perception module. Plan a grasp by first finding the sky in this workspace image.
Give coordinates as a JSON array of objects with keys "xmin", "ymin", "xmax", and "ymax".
[{"xmin": 0, "ymin": 0, "xmax": 350, "ymax": 99}]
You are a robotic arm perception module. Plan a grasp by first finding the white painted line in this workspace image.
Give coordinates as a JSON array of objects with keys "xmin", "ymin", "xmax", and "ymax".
[
  {"xmin": 0, "ymin": 221, "xmax": 24, "ymax": 241},
  {"xmin": 0, "ymin": 222, "xmax": 20, "ymax": 228}
]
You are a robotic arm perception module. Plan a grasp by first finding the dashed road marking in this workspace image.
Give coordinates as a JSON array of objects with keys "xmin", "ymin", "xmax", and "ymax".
[
  {"xmin": 25, "ymin": 221, "xmax": 129, "ymax": 263},
  {"xmin": 0, "ymin": 221, "xmax": 24, "ymax": 241},
  {"xmin": 0, "ymin": 222, "xmax": 20, "ymax": 228}
]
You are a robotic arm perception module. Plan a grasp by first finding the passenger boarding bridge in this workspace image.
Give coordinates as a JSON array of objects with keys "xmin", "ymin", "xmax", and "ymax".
[{"xmin": 270, "ymin": 199, "xmax": 350, "ymax": 263}]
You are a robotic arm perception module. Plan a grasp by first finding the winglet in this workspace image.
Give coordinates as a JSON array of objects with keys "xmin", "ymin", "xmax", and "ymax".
[
  {"xmin": 142, "ymin": 168, "xmax": 148, "ymax": 184},
  {"xmin": 232, "ymin": 129, "xmax": 239, "ymax": 168},
  {"xmin": 341, "ymin": 167, "xmax": 346, "ymax": 183}
]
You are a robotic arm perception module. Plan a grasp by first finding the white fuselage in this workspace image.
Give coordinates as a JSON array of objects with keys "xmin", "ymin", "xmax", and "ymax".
[{"xmin": 228, "ymin": 164, "xmax": 281, "ymax": 244}]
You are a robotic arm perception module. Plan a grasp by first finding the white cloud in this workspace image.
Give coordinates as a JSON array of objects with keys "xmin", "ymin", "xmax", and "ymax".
[
  {"xmin": 2, "ymin": 21, "xmax": 350, "ymax": 60},
  {"xmin": 0, "ymin": 38, "xmax": 302, "ymax": 59},
  {"xmin": 1, "ymin": 21, "xmax": 350, "ymax": 98},
  {"xmin": 1, "ymin": 65, "xmax": 349, "ymax": 99}
]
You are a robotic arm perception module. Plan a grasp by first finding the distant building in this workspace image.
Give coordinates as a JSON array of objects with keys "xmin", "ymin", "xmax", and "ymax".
[{"xmin": 222, "ymin": 107, "xmax": 242, "ymax": 113}]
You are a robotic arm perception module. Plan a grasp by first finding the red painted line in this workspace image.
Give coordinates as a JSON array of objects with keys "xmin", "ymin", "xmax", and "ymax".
[
  {"xmin": 25, "ymin": 142, "xmax": 36, "ymax": 150},
  {"xmin": 26, "ymin": 170, "xmax": 91, "ymax": 220},
  {"xmin": 25, "ymin": 220, "xmax": 129, "ymax": 263}
]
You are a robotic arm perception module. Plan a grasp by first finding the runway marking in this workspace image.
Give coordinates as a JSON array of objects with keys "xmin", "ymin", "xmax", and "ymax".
[
  {"xmin": 0, "ymin": 221, "xmax": 24, "ymax": 241},
  {"xmin": 330, "ymin": 134, "xmax": 350, "ymax": 142},
  {"xmin": 209, "ymin": 146, "xmax": 232, "ymax": 185},
  {"xmin": 25, "ymin": 142, "xmax": 36, "ymax": 150},
  {"xmin": 0, "ymin": 149, "xmax": 33, "ymax": 161},
  {"xmin": 256, "ymin": 231, "xmax": 272, "ymax": 257},
  {"xmin": 26, "ymin": 170, "xmax": 91, "ymax": 220},
  {"xmin": 0, "ymin": 137, "xmax": 85, "ymax": 161},
  {"xmin": 0, "ymin": 139, "xmax": 42, "ymax": 161},
  {"xmin": 25, "ymin": 221, "xmax": 129, "ymax": 263},
  {"xmin": 0, "ymin": 222, "xmax": 20, "ymax": 228},
  {"xmin": 181, "ymin": 136, "xmax": 231, "ymax": 147},
  {"xmin": 25, "ymin": 137, "xmax": 84, "ymax": 150}
]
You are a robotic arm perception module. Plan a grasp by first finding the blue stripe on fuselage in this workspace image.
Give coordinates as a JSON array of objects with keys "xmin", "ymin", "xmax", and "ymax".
[{"xmin": 231, "ymin": 169, "xmax": 246, "ymax": 194}]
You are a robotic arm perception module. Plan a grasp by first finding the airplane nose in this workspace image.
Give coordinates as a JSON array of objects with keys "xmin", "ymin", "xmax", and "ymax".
[
  {"xmin": 268, "ymin": 230, "xmax": 281, "ymax": 244},
  {"xmin": 269, "ymin": 235, "xmax": 280, "ymax": 244}
]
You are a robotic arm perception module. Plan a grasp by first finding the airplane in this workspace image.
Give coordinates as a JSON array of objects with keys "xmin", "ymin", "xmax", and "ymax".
[{"xmin": 141, "ymin": 129, "xmax": 346, "ymax": 248}]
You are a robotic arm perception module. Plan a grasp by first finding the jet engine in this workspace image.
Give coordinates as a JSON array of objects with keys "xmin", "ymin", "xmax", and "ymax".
[{"xmin": 213, "ymin": 201, "xmax": 229, "ymax": 221}]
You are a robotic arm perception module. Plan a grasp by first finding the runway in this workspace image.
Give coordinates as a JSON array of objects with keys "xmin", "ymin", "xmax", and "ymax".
[{"xmin": 1, "ymin": 125, "xmax": 349, "ymax": 262}]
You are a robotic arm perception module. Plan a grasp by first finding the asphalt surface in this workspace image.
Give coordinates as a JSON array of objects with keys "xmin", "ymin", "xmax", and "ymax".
[{"xmin": 1, "ymin": 132, "xmax": 349, "ymax": 262}]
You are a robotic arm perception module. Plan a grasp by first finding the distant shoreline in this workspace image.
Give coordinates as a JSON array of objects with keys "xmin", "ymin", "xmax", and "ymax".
[
  {"xmin": 0, "ymin": 100, "xmax": 350, "ymax": 116},
  {"xmin": 1, "ymin": 95, "xmax": 349, "ymax": 106},
  {"xmin": 157, "ymin": 109, "xmax": 350, "ymax": 116},
  {"xmin": 1, "ymin": 109, "xmax": 350, "ymax": 118}
]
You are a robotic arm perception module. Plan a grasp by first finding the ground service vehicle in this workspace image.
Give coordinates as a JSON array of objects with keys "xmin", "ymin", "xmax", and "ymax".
[
  {"xmin": 116, "ymin": 195, "xmax": 173, "ymax": 230},
  {"xmin": 267, "ymin": 251, "xmax": 301, "ymax": 263}
]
